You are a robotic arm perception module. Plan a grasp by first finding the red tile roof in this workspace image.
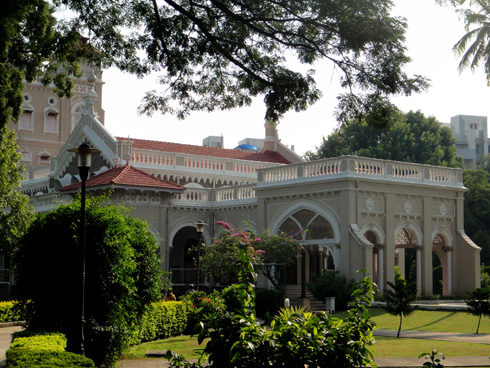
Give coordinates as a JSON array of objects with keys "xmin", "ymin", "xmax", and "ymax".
[
  {"xmin": 60, "ymin": 164, "xmax": 185, "ymax": 192},
  {"xmin": 117, "ymin": 137, "xmax": 291, "ymax": 165}
]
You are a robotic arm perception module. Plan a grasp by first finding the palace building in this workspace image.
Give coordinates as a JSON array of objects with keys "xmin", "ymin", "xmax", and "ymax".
[{"xmin": 16, "ymin": 71, "xmax": 481, "ymax": 301}]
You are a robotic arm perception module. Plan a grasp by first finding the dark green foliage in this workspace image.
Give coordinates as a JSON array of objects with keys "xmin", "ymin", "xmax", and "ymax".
[
  {"xmin": 465, "ymin": 287, "xmax": 490, "ymax": 334},
  {"xmin": 383, "ymin": 266, "xmax": 418, "ymax": 338},
  {"xmin": 306, "ymin": 271, "xmax": 353, "ymax": 311},
  {"xmin": 463, "ymin": 169, "xmax": 490, "ymax": 266},
  {"xmin": 136, "ymin": 301, "xmax": 189, "ymax": 343},
  {"xmin": 306, "ymin": 110, "xmax": 463, "ymax": 169},
  {"xmin": 165, "ymin": 239, "xmax": 377, "ymax": 368},
  {"xmin": 1, "ymin": 0, "xmax": 89, "ymax": 131},
  {"xmin": 0, "ymin": 128, "xmax": 34, "ymax": 254},
  {"xmin": 6, "ymin": 331, "xmax": 94, "ymax": 368},
  {"xmin": 52, "ymin": 0, "xmax": 426, "ymax": 127},
  {"xmin": 12, "ymin": 196, "xmax": 162, "ymax": 367},
  {"xmin": 254, "ymin": 288, "xmax": 281, "ymax": 319},
  {"xmin": 221, "ymin": 284, "xmax": 244, "ymax": 315}
]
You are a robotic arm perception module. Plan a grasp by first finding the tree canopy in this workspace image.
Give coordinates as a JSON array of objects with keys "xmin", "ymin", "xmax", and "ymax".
[
  {"xmin": 2, "ymin": 0, "xmax": 428, "ymax": 128},
  {"xmin": 1, "ymin": 0, "xmax": 87, "ymax": 131},
  {"xmin": 305, "ymin": 110, "xmax": 463, "ymax": 168}
]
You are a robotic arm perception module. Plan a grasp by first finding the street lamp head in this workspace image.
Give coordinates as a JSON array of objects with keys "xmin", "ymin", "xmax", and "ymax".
[
  {"xmin": 68, "ymin": 143, "xmax": 101, "ymax": 169},
  {"xmin": 196, "ymin": 220, "xmax": 207, "ymax": 233}
]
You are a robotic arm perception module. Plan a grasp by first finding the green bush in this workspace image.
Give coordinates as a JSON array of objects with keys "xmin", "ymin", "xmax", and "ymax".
[
  {"xmin": 12, "ymin": 196, "xmax": 162, "ymax": 367},
  {"xmin": 255, "ymin": 288, "xmax": 281, "ymax": 319},
  {"xmin": 6, "ymin": 330, "xmax": 94, "ymax": 368},
  {"xmin": 306, "ymin": 271, "xmax": 353, "ymax": 310},
  {"xmin": 221, "ymin": 284, "xmax": 243, "ymax": 314},
  {"xmin": 136, "ymin": 301, "xmax": 189, "ymax": 343},
  {"xmin": 180, "ymin": 290, "xmax": 226, "ymax": 334},
  {"xmin": 0, "ymin": 301, "xmax": 26, "ymax": 323}
]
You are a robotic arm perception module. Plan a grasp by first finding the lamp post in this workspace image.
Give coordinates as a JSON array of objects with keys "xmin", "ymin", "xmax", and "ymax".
[
  {"xmin": 68, "ymin": 143, "xmax": 100, "ymax": 356},
  {"xmin": 195, "ymin": 220, "xmax": 207, "ymax": 291}
]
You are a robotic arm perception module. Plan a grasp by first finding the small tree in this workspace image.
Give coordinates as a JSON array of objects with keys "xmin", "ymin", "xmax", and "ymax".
[
  {"xmin": 252, "ymin": 230, "xmax": 300, "ymax": 297},
  {"xmin": 13, "ymin": 196, "xmax": 162, "ymax": 367},
  {"xmin": 465, "ymin": 287, "xmax": 490, "ymax": 334},
  {"xmin": 383, "ymin": 266, "xmax": 418, "ymax": 338}
]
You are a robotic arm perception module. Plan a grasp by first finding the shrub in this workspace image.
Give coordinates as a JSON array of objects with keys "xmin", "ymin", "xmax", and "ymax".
[
  {"xmin": 255, "ymin": 288, "xmax": 281, "ymax": 319},
  {"xmin": 12, "ymin": 196, "xmax": 162, "ymax": 367},
  {"xmin": 6, "ymin": 330, "xmax": 94, "ymax": 368},
  {"xmin": 136, "ymin": 301, "xmax": 189, "ymax": 343},
  {"xmin": 0, "ymin": 301, "xmax": 26, "ymax": 323},
  {"xmin": 306, "ymin": 270, "xmax": 353, "ymax": 310},
  {"xmin": 166, "ymin": 243, "xmax": 377, "ymax": 368},
  {"xmin": 180, "ymin": 290, "xmax": 226, "ymax": 334}
]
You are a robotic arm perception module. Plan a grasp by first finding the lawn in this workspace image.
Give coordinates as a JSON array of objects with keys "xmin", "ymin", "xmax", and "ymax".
[{"xmin": 124, "ymin": 308, "xmax": 490, "ymax": 361}]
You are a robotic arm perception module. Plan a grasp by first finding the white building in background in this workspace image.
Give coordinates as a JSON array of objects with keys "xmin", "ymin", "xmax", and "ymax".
[{"xmin": 446, "ymin": 115, "xmax": 489, "ymax": 168}]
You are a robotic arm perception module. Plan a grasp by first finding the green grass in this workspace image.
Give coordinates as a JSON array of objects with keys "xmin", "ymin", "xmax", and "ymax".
[
  {"xmin": 369, "ymin": 307, "xmax": 490, "ymax": 334},
  {"xmin": 124, "ymin": 309, "xmax": 490, "ymax": 361},
  {"xmin": 125, "ymin": 335, "xmax": 207, "ymax": 360},
  {"xmin": 373, "ymin": 336, "xmax": 490, "ymax": 357}
]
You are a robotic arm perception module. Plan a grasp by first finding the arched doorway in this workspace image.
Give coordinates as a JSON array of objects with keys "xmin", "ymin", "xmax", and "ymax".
[
  {"xmin": 433, "ymin": 233, "xmax": 450, "ymax": 296},
  {"xmin": 395, "ymin": 228, "xmax": 418, "ymax": 288},
  {"xmin": 169, "ymin": 226, "xmax": 200, "ymax": 288}
]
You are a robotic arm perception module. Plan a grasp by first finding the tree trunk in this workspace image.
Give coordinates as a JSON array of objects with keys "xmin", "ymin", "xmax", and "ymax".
[
  {"xmin": 476, "ymin": 314, "xmax": 482, "ymax": 334},
  {"xmin": 397, "ymin": 314, "xmax": 402, "ymax": 338}
]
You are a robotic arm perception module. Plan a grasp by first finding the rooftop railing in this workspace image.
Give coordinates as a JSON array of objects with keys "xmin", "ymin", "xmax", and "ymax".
[{"xmin": 257, "ymin": 156, "xmax": 463, "ymax": 188}]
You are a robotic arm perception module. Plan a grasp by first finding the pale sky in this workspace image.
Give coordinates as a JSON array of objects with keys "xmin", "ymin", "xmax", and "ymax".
[{"xmin": 101, "ymin": 0, "xmax": 490, "ymax": 157}]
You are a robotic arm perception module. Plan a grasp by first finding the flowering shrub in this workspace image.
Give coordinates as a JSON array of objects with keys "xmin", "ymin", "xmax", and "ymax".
[
  {"xmin": 180, "ymin": 290, "xmax": 226, "ymax": 334},
  {"xmin": 200, "ymin": 222, "xmax": 263, "ymax": 288}
]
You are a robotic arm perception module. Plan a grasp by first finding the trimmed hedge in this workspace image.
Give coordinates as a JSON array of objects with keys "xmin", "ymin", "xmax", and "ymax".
[
  {"xmin": 136, "ymin": 301, "xmax": 189, "ymax": 343},
  {"xmin": 6, "ymin": 331, "xmax": 94, "ymax": 368},
  {"xmin": 0, "ymin": 301, "xmax": 25, "ymax": 323}
]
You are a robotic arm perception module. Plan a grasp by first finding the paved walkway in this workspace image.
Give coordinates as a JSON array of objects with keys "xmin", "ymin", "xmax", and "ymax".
[{"xmin": 1, "ymin": 323, "xmax": 489, "ymax": 367}]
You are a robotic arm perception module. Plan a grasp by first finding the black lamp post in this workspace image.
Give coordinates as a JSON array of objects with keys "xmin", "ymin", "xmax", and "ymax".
[
  {"xmin": 195, "ymin": 220, "xmax": 207, "ymax": 291},
  {"xmin": 68, "ymin": 143, "xmax": 100, "ymax": 356}
]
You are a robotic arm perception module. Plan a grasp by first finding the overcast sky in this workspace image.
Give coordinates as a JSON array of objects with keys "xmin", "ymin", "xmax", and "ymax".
[{"xmin": 101, "ymin": 0, "xmax": 490, "ymax": 156}]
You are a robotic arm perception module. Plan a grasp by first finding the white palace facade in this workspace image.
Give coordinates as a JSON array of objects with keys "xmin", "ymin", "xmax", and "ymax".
[{"xmin": 16, "ymin": 72, "xmax": 481, "ymax": 298}]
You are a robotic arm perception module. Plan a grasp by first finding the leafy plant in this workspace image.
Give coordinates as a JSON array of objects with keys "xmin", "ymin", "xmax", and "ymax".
[
  {"xmin": 165, "ymin": 235, "xmax": 378, "ymax": 367},
  {"xmin": 465, "ymin": 287, "xmax": 490, "ymax": 334},
  {"xmin": 382, "ymin": 266, "xmax": 418, "ymax": 338},
  {"xmin": 419, "ymin": 349, "xmax": 445, "ymax": 367}
]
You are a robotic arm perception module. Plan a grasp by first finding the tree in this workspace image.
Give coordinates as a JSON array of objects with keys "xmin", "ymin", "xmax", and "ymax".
[
  {"xmin": 0, "ymin": 127, "xmax": 34, "ymax": 253},
  {"xmin": 465, "ymin": 287, "xmax": 490, "ymax": 334},
  {"xmin": 447, "ymin": 0, "xmax": 490, "ymax": 78},
  {"xmin": 382, "ymin": 266, "xmax": 417, "ymax": 338},
  {"xmin": 12, "ymin": 196, "xmax": 162, "ymax": 367},
  {"xmin": 306, "ymin": 110, "xmax": 463, "ymax": 168},
  {"xmin": 51, "ymin": 0, "xmax": 428, "ymax": 127},
  {"xmin": 251, "ymin": 230, "xmax": 300, "ymax": 297},
  {"xmin": 463, "ymin": 169, "xmax": 490, "ymax": 266},
  {"xmin": 1, "ymin": 0, "xmax": 88, "ymax": 131}
]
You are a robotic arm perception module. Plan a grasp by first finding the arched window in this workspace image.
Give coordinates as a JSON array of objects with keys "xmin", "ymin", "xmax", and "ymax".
[
  {"xmin": 278, "ymin": 209, "xmax": 334, "ymax": 240},
  {"xmin": 71, "ymin": 103, "xmax": 84, "ymax": 131},
  {"xmin": 38, "ymin": 150, "xmax": 51, "ymax": 165}
]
